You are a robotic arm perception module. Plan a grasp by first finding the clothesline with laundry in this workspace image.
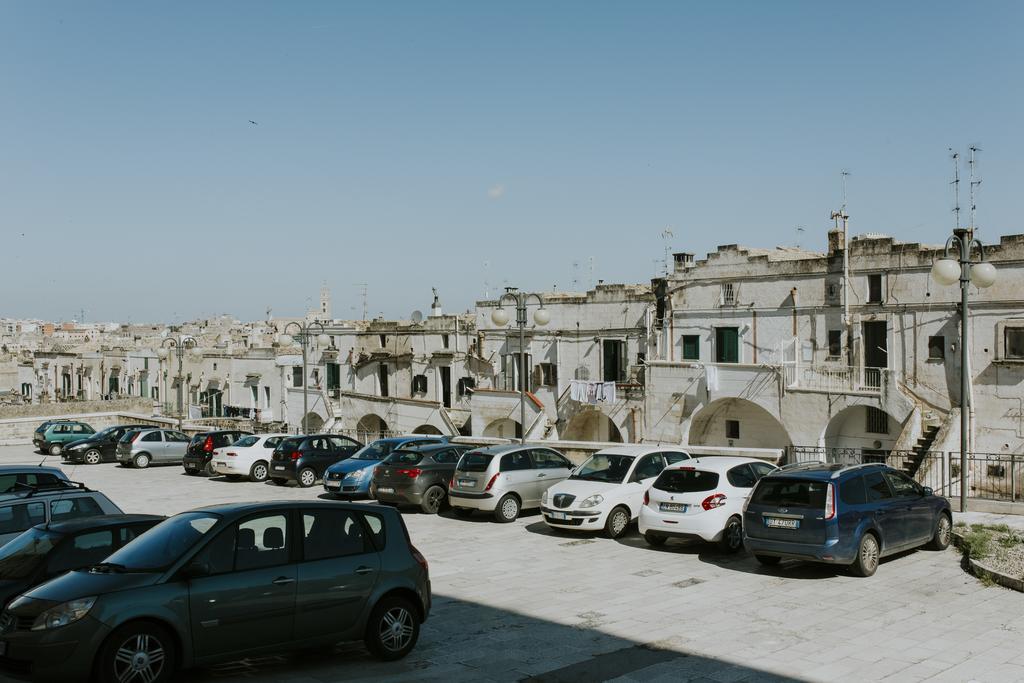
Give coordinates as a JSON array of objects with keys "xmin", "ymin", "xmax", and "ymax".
[{"xmin": 568, "ymin": 380, "xmax": 617, "ymax": 404}]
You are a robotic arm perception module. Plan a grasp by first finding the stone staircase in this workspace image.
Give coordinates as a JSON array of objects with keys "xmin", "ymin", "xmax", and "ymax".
[{"xmin": 899, "ymin": 424, "xmax": 941, "ymax": 476}]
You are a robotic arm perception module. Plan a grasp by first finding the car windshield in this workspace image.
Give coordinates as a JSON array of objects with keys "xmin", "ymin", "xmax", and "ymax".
[
  {"xmin": 102, "ymin": 512, "xmax": 220, "ymax": 572},
  {"xmin": 654, "ymin": 468, "xmax": 719, "ymax": 493},
  {"xmin": 233, "ymin": 436, "xmax": 260, "ymax": 448},
  {"xmin": 0, "ymin": 528, "xmax": 61, "ymax": 580},
  {"xmin": 570, "ymin": 454, "xmax": 635, "ymax": 483},
  {"xmin": 456, "ymin": 451, "xmax": 493, "ymax": 472},
  {"xmin": 352, "ymin": 440, "xmax": 398, "ymax": 461},
  {"xmin": 387, "ymin": 449, "xmax": 425, "ymax": 465}
]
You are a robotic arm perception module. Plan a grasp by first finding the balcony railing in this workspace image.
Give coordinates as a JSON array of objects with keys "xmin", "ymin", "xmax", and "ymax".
[{"xmin": 782, "ymin": 363, "xmax": 888, "ymax": 395}]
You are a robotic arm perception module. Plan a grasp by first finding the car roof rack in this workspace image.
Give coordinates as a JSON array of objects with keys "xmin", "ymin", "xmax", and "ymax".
[{"xmin": 11, "ymin": 479, "xmax": 92, "ymax": 498}]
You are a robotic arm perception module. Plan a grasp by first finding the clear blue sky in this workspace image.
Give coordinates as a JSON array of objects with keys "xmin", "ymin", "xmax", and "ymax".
[{"xmin": 3, "ymin": 1, "xmax": 1022, "ymax": 323}]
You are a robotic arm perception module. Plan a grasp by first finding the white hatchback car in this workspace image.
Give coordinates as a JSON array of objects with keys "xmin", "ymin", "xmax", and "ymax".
[
  {"xmin": 210, "ymin": 433, "xmax": 290, "ymax": 482},
  {"xmin": 639, "ymin": 456, "xmax": 778, "ymax": 552},
  {"xmin": 541, "ymin": 445, "xmax": 691, "ymax": 538}
]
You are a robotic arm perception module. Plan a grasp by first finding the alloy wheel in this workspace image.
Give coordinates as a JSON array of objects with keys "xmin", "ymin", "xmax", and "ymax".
[
  {"xmin": 861, "ymin": 535, "xmax": 879, "ymax": 572},
  {"xmin": 113, "ymin": 633, "xmax": 166, "ymax": 683},
  {"xmin": 378, "ymin": 606, "xmax": 415, "ymax": 652},
  {"xmin": 300, "ymin": 469, "xmax": 316, "ymax": 487},
  {"xmin": 85, "ymin": 450, "xmax": 101, "ymax": 465},
  {"xmin": 252, "ymin": 463, "xmax": 268, "ymax": 482},
  {"xmin": 726, "ymin": 520, "xmax": 743, "ymax": 550},
  {"xmin": 610, "ymin": 510, "xmax": 628, "ymax": 536},
  {"xmin": 501, "ymin": 497, "xmax": 519, "ymax": 520},
  {"xmin": 425, "ymin": 487, "xmax": 444, "ymax": 513},
  {"xmin": 938, "ymin": 516, "xmax": 951, "ymax": 546}
]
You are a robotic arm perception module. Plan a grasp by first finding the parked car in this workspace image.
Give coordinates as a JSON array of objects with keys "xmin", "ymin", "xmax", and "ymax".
[
  {"xmin": 62, "ymin": 424, "xmax": 160, "ymax": 465},
  {"xmin": 182, "ymin": 430, "xmax": 253, "ymax": 476},
  {"xmin": 209, "ymin": 433, "xmax": 290, "ymax": 482},
  {"xmin": 116, "ymin": 429, "xmax": 193, "ymax": 469},
  {"xmin": 269, "ymin": 433, "xmax": 363, "ymax": 488},
  {"xmin": 540, "ymin": 445, "xmax": 691, "ymax": 538},
  {"xmin": 448, "ymin": 444, "xmax": 575, "ymax": 522},
  {"xmin": 0, "ymin": 514, "xmax": 164, "ymax": 607},
  {"xmin": 371, "ymin": 443, "xmax": 474, "ymax": 513},
  {"xmin": 0, "ymin": 481, "xmax": 124, "ymax": 547},
  {"xmin": 32, "ymin": 421, "xmax": 95, "ymax": 456},
  {"xmin": 324, "ymin": 436, "xmax": 447, "ymax": 498},
  {"xmin": 639, "ymin": 456, "xmax": 778, "ymax": 552},
  {"xmin": 0, "ymin": 500, "xmax": 431, "ymax": 682},
  {"xmin": 0, "ymin": 466, "xmax": 70, "ymax": 499},
  {"xmin": 742, "ymin": 462, "xmax": 953, "ymax": 577}
]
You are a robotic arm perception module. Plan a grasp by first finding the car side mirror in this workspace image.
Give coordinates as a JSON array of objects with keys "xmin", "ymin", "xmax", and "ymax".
[
  {"xmin": 921, "ymin": 486, "xmax": 933, "ymax": 497},
  {"xmin": 181, "ymin": 560, "xmax": 211, "ymax": 579}
]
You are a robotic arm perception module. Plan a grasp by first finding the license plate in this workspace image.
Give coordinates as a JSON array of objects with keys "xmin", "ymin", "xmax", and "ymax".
[
  {"xmin": 457, "ymin": 479, "xmax": 476, "ymax": 487},
  {"xmin": 377, "ymin": 487, "xmax": 395, "ymax": 494},
  {"xmin": 548, "ymin": 511, "xmax": 569, "ymax": 520},
  {"xmin": 659, "ymin": 502, "xmax": 688, "ymax": 513},
  {"xmin": 215, "ymin": 461, "xmax": 226, "ymax": 467},
  {"xmin": 325, "ymin": 481, "xmax": 340, "ymax": 489},
  {"xmin": 765, "ymin": 517, "xmax": 800, "ymax": 529},
  {"xmin": 273, "ymin": 465, "xmax": 285, "ymax": 471}
]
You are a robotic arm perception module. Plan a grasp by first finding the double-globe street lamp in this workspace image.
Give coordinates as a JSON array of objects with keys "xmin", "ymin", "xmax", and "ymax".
[
  {"xmin": 930, "ymin": 227, "xmax": 997, "ymax": 512},
  {"xmin": 280, "ymin": 321, "xmax": 330, "ymax": 433},
  {"xmin": 491, "ymin": 288, "xmax": 550, "ymax": 444},
  {"xmin": 158, "ymin": 335, "xmax": 197, "ymax": 430}
]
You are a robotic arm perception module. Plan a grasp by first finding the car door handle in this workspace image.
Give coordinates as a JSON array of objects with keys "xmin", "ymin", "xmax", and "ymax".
[
  {"xmin": 272, "ymin": 576, "xmax": 296, "ymax": 586},
  {"xmin": 537, "ymin": 473, "xmax": 547, "ymax": 478},
  {"xmin": 355, "ymin": 566, "xmax": 375, "ymax": 576}
]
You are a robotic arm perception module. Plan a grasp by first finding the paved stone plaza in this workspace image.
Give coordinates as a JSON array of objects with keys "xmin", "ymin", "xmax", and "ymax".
[{"xmin": 1, "ymin": 445, "xmax": 1022, "ymax": 683}]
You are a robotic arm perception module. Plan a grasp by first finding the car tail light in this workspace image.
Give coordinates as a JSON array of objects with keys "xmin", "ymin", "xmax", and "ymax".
[
  {"xmin": 290, "ymin": 451, "xmax": 302, "ymax": 461},
  {"xmin": 825, "ymin": 482, "xmax": 836, "ymax": 520},
  {"xmin": 643, "ymin": 489, "xmax": 650, "ymax": 505},
  {"xmin": 397, "ymin": 468, "xmax": 422, "ymax": 478},
  {"xmin": 484, "ymin": 472, "xmax": 500, "ymax": 491},
  {"xmin": 203, "ymin": 436, "xmax": 214, "ymax": 453},
  {"xmin": 411, "ymin": 545, "xmax": 429, "ymax": 573},
  {"xmin": 701, "ymin": 493, "xmax": 727, "ymax": 510},
  {"xmin": 449, "ymin": 476, "xmax": 456, "ymax": 489}
]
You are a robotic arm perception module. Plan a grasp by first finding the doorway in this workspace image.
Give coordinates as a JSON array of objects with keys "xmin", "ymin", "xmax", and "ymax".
[
  {"xmin": 439, "ymin": 366, "xmax": 452, "ymax": 408},
  {"xmin": 862, "ymin": 320, "xmax": 888, "ymax": 388}
]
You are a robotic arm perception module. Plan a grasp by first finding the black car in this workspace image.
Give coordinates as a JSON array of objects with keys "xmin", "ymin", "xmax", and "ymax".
[
  {"xmin": 372, "ymin": 443, "xmax": 474, "ymax": 513},
  {"xmin": 62, "ymin": 424, "xmax": 161, "ymax": 465},
  {"xmin": 270, "ymin": 434, "xmax": 363, "ymax": 488},
  {"xmin": 0, "ymin": 514, "xmax": 164, "ymax": 608},
  {"xmin": 182, "ymin": 430, "xmax": 252, "ymax": 476}
]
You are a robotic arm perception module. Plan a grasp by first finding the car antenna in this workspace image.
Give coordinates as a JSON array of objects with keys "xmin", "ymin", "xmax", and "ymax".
[{"xmin": 44, "ymin": 462, "xmax": 80, "ymax": 531}]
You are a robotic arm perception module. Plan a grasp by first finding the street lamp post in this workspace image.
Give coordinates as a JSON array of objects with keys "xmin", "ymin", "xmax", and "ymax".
[
  {"xmin": 158, "ymin": 335, "xmax": 197, "ymax": 430},
  {"xmin": 491, "ymin": 288, "xmax": 550, "ymax": 444},
  {"xmin": 930, "ymin": 228, "xmax": 997, "ymax": 512},
  {"xmin": 280, "ymin": 321, "xmax": 330, "ymax": 433}
]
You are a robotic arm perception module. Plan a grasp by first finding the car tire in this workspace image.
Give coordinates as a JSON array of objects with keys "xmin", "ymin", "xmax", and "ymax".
[
  {"xmin": 755, "ymin": 554, "xmax": 781, "ymax": 566},
  {"xmin": 48, "ymin": 443, "xmax": 62, "ymax": 456},
  {"xmin": 643, "ymin": 532, "xmax": 667, "ymax": 547},
  {"xmin": 203, "ymin": 462, "xmax": 216, "ymax": 477},
  {"xmin": 134, "ymin": 453, "xmax": 151, "ymax": 469},
  {"xmin": 452, "ymin": 507, "xmax": 474, "ymax": 519},
  {"xmin": 250, "ymin": 461, "xmax": 269, "ymax": 483},
  {"xmin": 493, "ymin": 494, "xmax": 521, "ymax": 523},
  {"xmin": 84, "ymin": 449, "xmax": 102, "ymax": 465},
  {"xmin": 297, "ymin": 468, "xmax": 317, "ymax": 488},
  {"xmin": 271, "ymin": 478, "xmax": 288, "ymax": 486},
  {"xmin": 605, "ymin": 506, "xmax": 631, "ymax": 539},
  {"xmin": 928, "ymin": 513, "xmax": 952, "ymax": 551},
  {"xmin": 719, "ymin": 515, "xmax": 744, "ymax": 553},
  {"xmin": 851, "ymin": 532, "xmax": 880, "ymax": 577},
  {"xmin": 95, "ymin": 620, "xmax": 177, "ymax": 683},
  {"xmin": 364, "ymin": 595, "xmax": 420, "ymax": 661},
  {"xmin": 420, "ymin": 486, "xmax": 446, "ymax": 515}
]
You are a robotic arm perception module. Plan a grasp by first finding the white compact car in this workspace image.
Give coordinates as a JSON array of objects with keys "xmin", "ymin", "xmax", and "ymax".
[
  {"xmin": 639, "ymin": 456, "xmax": 778, "ymax": 552},
  {"xmin": 540, "ymin": 445, "xmax": 691, "ymax": 538},
  {"xmin": 210, "ymin": 433, "xmax": 290, "ymax": 482}
]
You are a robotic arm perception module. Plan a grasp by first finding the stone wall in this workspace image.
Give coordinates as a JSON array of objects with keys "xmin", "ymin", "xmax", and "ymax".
[
  {"xmin": 0, "ymin": 411, "xmax": 174, "ymax": 445},
  {"xmin": 0, "ymin": 397, "xmax": 152, "ymax": 420}
]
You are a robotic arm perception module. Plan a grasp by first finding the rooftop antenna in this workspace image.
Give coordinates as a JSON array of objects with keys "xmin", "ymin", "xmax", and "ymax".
[
  {"xmin": 840, "ymin": 169, "xmax": 849, "ymax": 215},
  {"xmin": 968, "ymin": 145, "xmax": 981, "ymax": 232},
  {"xmin": 661, "ymin": 227, "xmax": 674, "ymax": 276},
  {"xmin": 482, "ymin": 260, "xmax": 491, "ymax": 299},
  {"xmin": 571, "ymin": 260, "xmax": 580, "ymax": 290},
  {"xmin": 795, "ymin": 226, "xmax": 805, "ymax": 249},
  {"xmin": 355, "ymin": 283, "xmax": 368, "ymax": 321},
  {"xmin": 950, "ymin": 148, "xmax": 961, "ymax": 230},
  {"xmin": 588, "ymin": 256, "xmax": 594, "ymax": 288}
]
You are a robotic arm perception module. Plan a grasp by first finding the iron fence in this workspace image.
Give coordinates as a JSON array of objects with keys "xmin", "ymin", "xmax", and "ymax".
[{"xmin": 785, "ymin": 446, "xmax": 1021, "ymax": 503}]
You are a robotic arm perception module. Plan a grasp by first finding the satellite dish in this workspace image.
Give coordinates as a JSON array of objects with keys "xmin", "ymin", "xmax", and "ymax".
[{"xmin": 411, "ymin": 310, "xmax": 424, "ymax": 324}]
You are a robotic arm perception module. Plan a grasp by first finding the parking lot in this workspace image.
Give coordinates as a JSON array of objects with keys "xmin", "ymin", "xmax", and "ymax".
[{"xmin": 2, "ymin": 445, "xmax": 1024, "ymax": 682}]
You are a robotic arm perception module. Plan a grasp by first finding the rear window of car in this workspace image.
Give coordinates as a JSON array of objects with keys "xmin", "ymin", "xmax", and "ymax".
[
  {"xmin": 751, "ymin": 479, "xmax": 827, "ymax": 508},
  {"xmin": 388, "ymin": 450, "xmax": 425, "ymax": 465},
  {"xmin": 840, "ymin": 475, "xmax": 868, "ymax": 505},
  {"xmin": 277, "ymin": 438, "xmax": 303, "ymax": 452},
  {"xmin": 457, "ymin": 451, "xmax": 493, "ymax": 472},
  {"xmin": 654, "ymin": 469, "xmax": 719, "ymax": 493}
]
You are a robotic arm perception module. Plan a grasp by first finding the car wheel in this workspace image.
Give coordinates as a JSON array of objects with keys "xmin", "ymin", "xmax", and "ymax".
[
  {"xmin": 271, "ymin": 478, "xmax": 288, "ymax": 486},
  {"xmin": 851, "ymin": 532, "xmax": 880, "ymax": 577},
  {"xmin": 84, "ymin": 449, "xmax": 102, "ymax": 465},
  {"xmin": 364, "ymin": 595, "xmax": 420, "ymax": 661},
  {"xmin": 297, "ymin": 468, "xmax": 317, "ymax": 488},
  {"xmin": 96, "ymin": 620, "xmax": 177, "ymax": 683},
  {"xmin": 203, "ymin": 462, "xmax": 216, "ymax": 477},
  {"xmin": 48, "ymin": 443, "xmax": 62, "ymax": 456},
  {"xmin": 452, "ymin": 507, "xmax": 474, "ymax": 519},
  {"xmin": 250, "ymin": 461, "xmax": 269, "ymax": 483},
  {"xmin": 643, "ymin": 532, "xmax": 667, "ymax": 547},
  {"xmin": 420, "ymin": 486, "xmax": 446, "ymax": 514},
  {"xmin": 928, "ymin": 513, "xmax": 952, "ymax": 551},
  {"xmin": 719, "ymin": 515, "xmax": 744, "ymax": 553},
  {"xmin": 134, "ymin": 453, "xmax": 151, "ymax": 469},
  {"xmin": 605, "ymin": 506, "xmax": 631, "ymax": 539},
  {"xmin": 493, "ymin": 494, "xmax": 520, "ymax": 523},
  {"xmin": 755, "ymin": 554, "xmax": 781, "ymax": 566}
]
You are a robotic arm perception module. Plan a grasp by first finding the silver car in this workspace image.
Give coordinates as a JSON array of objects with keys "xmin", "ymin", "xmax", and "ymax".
[
  {"xmin": 448, "ymin": 444, "xmax": 574, "ymax": 522},
  {"xmin": 116, "ymin": 428, "xmax": 192, "ymax": 468}
]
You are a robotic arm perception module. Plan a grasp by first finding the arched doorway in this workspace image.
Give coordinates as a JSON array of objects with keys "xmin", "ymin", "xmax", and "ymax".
[
  {"xmin": 823, "ymin": 405, "xmax": 899, "ymax": 455},
  {"xmin": 356, "ymin": 414, "xmax": 389, "ymax": 441},
  {"xmin": 412, "ymin": 424, "xmax": 443, "ymax": 435},
  {"xmin": 688, "ymin": 398, "xmax": 791, "ymax": 449},
  {"xmin": 562, "ymin": 411, "xmax": 624, "ymax": 443},
  {"xmin": 302, "ymin": 412, "xmax": 324, "ymax": 433},
  {"xmin": 482, "ymin": 418, "xmax": 520, "ymax": 439}
]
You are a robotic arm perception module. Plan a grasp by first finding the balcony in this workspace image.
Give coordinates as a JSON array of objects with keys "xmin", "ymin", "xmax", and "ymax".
[{"xmin": 783, "ymin": 363, "xmax": 894, "ymax": 396}]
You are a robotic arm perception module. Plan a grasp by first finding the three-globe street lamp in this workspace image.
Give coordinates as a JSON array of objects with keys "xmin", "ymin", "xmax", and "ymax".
[
  {"xmin": 491, "ymin": 288, "xmax": 550, "ymax": 444},
  {"xmin": 158, "ymin": 335, "xmax": 197, "ymax": 430},
  {"xmin": 280, "ymin": 321, "xmax": 330, "ymax": 433},
  {"xmin": 930, "ymin": 227, "xmax": 997, "ymax": 512}
]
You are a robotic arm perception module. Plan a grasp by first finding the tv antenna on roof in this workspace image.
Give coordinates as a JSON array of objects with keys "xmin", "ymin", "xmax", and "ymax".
[
  {"xmin": 950, "ymin": 148, "xmax": 961, "ymax": 230},
  {"xmin": 969, "ymin": 145, "xmax": 982, "ymax": 232},
  {"xmin": 795, "ymin": 226, "xmax": 805, "ymax": 249},
  {"xmin": 661, "ymin": 227, "xmax": 674, "ymax": 276},
  {"xmin": 355, "ymin": 283, "xmax": 368, "ymax": 320},
  {"xmin": 411, "ymin": 310, "xmax": 423, "ymax": 324}
]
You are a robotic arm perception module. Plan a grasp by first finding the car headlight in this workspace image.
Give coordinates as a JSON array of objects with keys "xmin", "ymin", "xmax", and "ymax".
[
  {"xmin": 31, "ymin": 596, "xmax": 97, "ymax": 631},
  {"xmin": 541, "ymin": 489, "xmax": 549, "ymax": 505},
  {"xmin": 579, "ymin": 494, "xmax": 604, "ymax": 508}
]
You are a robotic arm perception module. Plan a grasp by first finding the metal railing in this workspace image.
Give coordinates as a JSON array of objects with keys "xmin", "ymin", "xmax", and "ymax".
[
  {"xmin": 786, "ymin": 446, "xmax": 1021, "ymax": 503},
  {"xmin": 782, "ymin": 364, "xmax": 884, "ymax": 394}
]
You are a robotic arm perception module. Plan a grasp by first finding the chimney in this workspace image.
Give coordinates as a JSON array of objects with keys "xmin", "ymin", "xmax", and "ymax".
[
  {"xmin": 827, "ymin": 229, "xmax": 844, "ymax": 255},
  {"xmin": 673, "ymin": 252, "xmax": 694, "ymax": 272},
  {"xmin": 430, "ymin": 288, "xmax": 443, "ymax": 317}
]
